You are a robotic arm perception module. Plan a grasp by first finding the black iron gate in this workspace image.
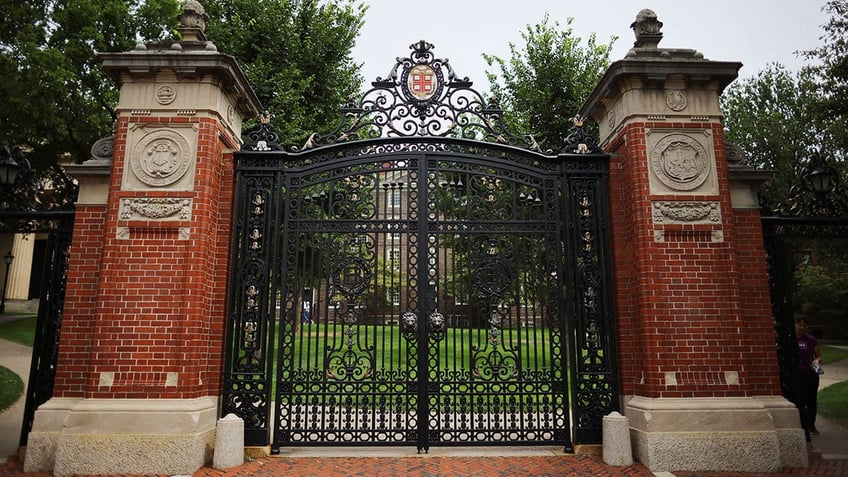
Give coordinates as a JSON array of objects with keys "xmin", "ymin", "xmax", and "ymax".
[
  {"xmin": 223, "ymin": 41, "xmax": 617, "ymax": 452},
  {"xmin": 0, "ymin": 150, "xmax": 77, "ymax": 446},
  {"xmin": 761, "ymin": 148, "xmax": 848, "ymax": 406}
]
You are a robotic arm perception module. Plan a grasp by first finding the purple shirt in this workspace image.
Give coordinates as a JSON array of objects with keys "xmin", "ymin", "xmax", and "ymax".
[{"xmin": 797, "ymin": 333, "xmax": 818, "ymax": 374}]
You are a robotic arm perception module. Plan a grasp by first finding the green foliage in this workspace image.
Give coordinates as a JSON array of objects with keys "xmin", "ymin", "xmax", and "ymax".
[
  {"xmin": 0, "ymin": 315, "xmax": 37, "ymax": 346},
  {"xmin": 818, "ymin": 380, "xmax": 848, "ymax": 426},
  {"xmin": 820, "ymin": 345, "xmax": 848, "ymax": 365},
  {"xmin": 721, "ymin": 2, "xmax": 848, "ymax": 213},
  {"xmin": 0, "ymin": 0, "xmax": 181, "ymax": 167},
  {"xmin": 0, "ymin": 366, "xmax": 24, "ymax": 413},
  {"xmin": 795, "ymin": 256, "xmax": 848, "ymax": 308},
  {"xmin": 483, "ymin": 14, "xmax": 615, "ymax": 152},
  {"xmin": 203, "ymin": 0, "xmax": 366, "ymax": 147},
  {"xmin": 801, "ymin": 0, "xmax": 848, "ymax": 119},
  {"xmin": 791, "ymin": 239, "xmax": 848, "ymax": 340},
  {"xmin": 720, "ymin": 65, "xmax": 826, "ymax": 211},
  {"xmin": 0, "ymin": 0, "xmax": 366, "ymax": 164}
]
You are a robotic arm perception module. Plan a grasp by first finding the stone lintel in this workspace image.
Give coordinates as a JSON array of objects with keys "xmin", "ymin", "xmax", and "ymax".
[
  {"xmin": 624, "ymin": 395, "xmax": 808, "ymax": 472},
  {"xmin": 24, "ymin": 397, "xmax": 218, "ymax": 476}
]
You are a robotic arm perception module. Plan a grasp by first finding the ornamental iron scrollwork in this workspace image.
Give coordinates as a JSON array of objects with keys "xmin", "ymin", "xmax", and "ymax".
[
  {"xmin": 761, "ymin": 147, "xmax": 848, "ymax": 408},
  {"xmin": 325, "ymin": 248, "xmax": 375, "ymax": 381},
  {"xmin": 773, "ymin": 148, "xmax": 848, "ymax": 218},
  {"xmin": 239, "ymin": 41, "xmax": 601, "ymax": 155},
  {"xmin": 0, "ymin": 146, "xmax": 78, "ymax": 221},
  {"xmin": 570, "ymin": 177, "xmax": 618, "ymax": 442},
  {"xmin": 222, "ymin": 175, "xmax": 277, "ymax": 440}
]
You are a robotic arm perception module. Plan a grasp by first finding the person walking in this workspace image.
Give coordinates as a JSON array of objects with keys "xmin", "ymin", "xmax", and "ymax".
[{"xmin": 795, "ymin": 316, "xmax": 822, "ymax": 442}]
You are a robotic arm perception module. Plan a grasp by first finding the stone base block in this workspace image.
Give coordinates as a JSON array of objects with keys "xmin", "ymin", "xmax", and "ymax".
[
  {"xmin": 625, "ymin": 395, "xmax": 808, "ymax": 472},
  {"xmin": 24, "ymin": 397, "xmax": 218, "ymax": 476}
]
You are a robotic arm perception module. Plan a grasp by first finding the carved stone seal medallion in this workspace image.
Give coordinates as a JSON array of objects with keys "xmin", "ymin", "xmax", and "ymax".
[
  {"xmin": 650, "ymin": 134, "xmax": 710, "ymax": 191},
  {"xmin": 665, "ymin": 90, "xmax": 687, "ymax": 111},
  {"xmin": 129, "ymin": 130, "xmax": 191, "ymax": 187},
  {"xmin": 155, "ymin": 85, "xmax": 177, "ymax": 105}
]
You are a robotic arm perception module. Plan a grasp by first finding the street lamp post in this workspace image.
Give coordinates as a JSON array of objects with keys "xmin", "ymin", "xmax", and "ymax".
[{"xmin": 0, "ymin": 251, "xmax": 13, "ymax": 314}]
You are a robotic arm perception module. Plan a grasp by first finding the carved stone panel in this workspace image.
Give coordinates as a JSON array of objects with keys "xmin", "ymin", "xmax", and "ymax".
[
  {"xmin": 121, "ymin": 124, "xmax": 197, "ymax": 191},
  {"xmin": 646, "ymin": 129, "xmax": 717, "ymax": 195},
  {"xmin": 651, "ymin": 200, "xmax": 721, "ymax": 225},
  {"xmin": 651, "ymin": 200, "xmax": 724, "ymax": 243},
  {"xmin": 119, "ymin": 197, "xmax": 192, "ymax": 221}
]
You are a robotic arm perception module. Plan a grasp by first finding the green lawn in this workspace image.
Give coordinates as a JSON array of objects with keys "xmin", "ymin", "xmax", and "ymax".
[
  {"xmin": 0, "ymin": 315, "xmax": 37, "ymax": 346},
  {"xmin": 820, "ymin": 344, "xmax": 848, "ymax": 364},
  {"xmin": 817, "ymin": 344, "xmax": 848, "ymax": 426},
  {"xmin": 818, "ymin": 380, "xmax": 848, "ymax": 426},
  {"xmin": 0, "ymin": 365, "xmax": 24, "ymax": 413}
]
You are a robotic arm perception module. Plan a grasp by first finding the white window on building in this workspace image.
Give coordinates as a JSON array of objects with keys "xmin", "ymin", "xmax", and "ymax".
[
  {"xmin": 389, "ymin": 288, "xmax": 401, "ymax": 305},
  {"xmin": 389, "ymin": 190, "xmax": 402, "ymax": 208},
  {"xmin": 388, "ymin": 249, "xmax": 401, "ymax": 270}
]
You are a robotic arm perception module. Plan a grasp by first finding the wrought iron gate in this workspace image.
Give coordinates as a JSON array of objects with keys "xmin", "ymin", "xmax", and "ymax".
[
  {"xmin": 223, "ymin": 41, "xmax": 617, "ymax": 452},
  {"xmin": 0, "ymin": 151, "xmax": 77, "ymax": 446}
]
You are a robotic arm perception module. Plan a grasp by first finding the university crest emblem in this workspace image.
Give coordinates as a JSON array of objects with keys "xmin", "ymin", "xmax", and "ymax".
[{"xmin": 407, "ymin": 64, "xmax": 437, "ymax": 100}]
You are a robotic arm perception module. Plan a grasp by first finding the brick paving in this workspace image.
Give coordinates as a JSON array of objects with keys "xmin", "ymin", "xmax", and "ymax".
[{"xmin": 1, "ymin": 455, "xmax": 846, "ymax": 477}]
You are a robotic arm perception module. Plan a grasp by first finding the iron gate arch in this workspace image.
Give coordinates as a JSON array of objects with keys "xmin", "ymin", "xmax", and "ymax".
[{"xmin": 223, "ymin": 41, "xmax": 618, "ymax": 452}]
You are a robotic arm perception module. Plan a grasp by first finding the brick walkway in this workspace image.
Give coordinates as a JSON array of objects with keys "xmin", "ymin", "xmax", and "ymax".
[{"xmin": 1, "ymin": 455, "xmax": 846, "ymax": 477}]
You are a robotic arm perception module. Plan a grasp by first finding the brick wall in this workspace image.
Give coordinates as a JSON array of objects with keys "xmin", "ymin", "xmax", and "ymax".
[
  {"xmin": 53, "ymin": 205, "xmax": 107, "ymax": 397},
  {"xmin": 609, "ymin": 121, "xmax": 779, "ymax": 398},
  {"xmin": 54, "ymin": 115, "xmax": 236, "ymax": 399}
]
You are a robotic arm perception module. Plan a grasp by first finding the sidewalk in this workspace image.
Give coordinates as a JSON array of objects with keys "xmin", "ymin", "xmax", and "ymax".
[
  {"xmin": 0, "ymin": 338, "xmax": 30, "ymax": 464},
  {"xmin": 0, "ymin": 452, "xmax": 846, "ymax": 477}
]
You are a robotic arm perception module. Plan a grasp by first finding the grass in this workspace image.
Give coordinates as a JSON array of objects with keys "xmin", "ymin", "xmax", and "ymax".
[
  {"xmin": 817, "ymin": 344, "xmax": 848, "ymax": 426},
  {"xmin": 820, "ymin": 344, "xmax": 848, "ymax": 364},
  {"xmin": 0, "ymin": 315, "xmax": 37, "ymax": 346},
  {"xmin": 0, "ymin": 365, "xmax": 24, "ymax": 413},
  {"xmin": 818, "ymin": 380, "xmax": 848, "ymax": 427}
]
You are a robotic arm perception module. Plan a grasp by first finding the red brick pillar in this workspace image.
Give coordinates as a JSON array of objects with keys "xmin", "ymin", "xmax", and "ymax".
[
  {"xmin": 24, "ymin": 5, "xmax": 261, "ymax": 475},
  {"xmin": 580, "ymin": 10, "xmax": 807, "ymax": 472}
]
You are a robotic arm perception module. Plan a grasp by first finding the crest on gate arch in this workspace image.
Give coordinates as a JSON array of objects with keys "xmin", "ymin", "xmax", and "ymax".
[{"xmin": 242, "ymin": 40, "xmax": 600, "ymax": 156}]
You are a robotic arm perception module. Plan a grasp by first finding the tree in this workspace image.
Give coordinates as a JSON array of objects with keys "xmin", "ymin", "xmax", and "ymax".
[
  {"xmin": 483, "ymin": 14, "xmax": 615, "ymax": 152},
  {"xmin": 720, "ymin": 64, "xmax": 824, "ymax": 211},
  {"xmin": 203, "ymin": 0, "xmax": 366, "ymax": 147},
  {"xmin": 720, "ymin": 1, "xmax": 848, "ymax": 212},
  {"xmin": 0, "ymin": 0, "xmax": 180, "ymax": 168},
  {"xmin": 801, "ymin": 0, "xmax": 848, "ymax": 119},
  {"xmin": 0, "ymin": 0, "xmax": 366, "ymax": 167}
]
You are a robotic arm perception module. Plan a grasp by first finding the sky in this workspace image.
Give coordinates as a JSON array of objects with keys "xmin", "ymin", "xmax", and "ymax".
[{"xmin": 351, "ymin": 0, "xmax": 830, "ymax": 91}]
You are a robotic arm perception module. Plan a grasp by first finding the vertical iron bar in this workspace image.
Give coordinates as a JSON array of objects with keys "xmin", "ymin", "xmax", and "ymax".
[
  {"xmin": 415, "ymin": 154, "xmax": 430, "ymax": 453},
  {"xmin": 19, "ymin": 226, "xmax": 72, "ymax": 446}
]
